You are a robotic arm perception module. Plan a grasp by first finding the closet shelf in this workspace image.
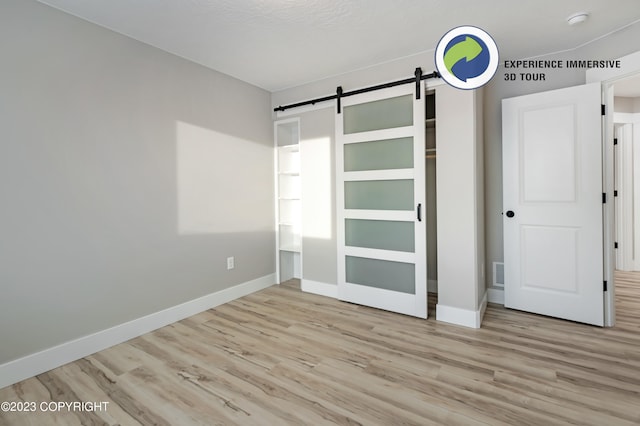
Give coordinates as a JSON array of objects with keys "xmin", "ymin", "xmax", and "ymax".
[
  {"xmin": 278, "ymin": 144, "xmax": 299, "ymax": 152},
  {"xmin": 279, "ymin": 245, "xmax": 301, "ymax": 253}
]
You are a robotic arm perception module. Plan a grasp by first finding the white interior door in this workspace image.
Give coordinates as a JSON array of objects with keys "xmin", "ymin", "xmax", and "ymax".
[
  {"xmin": 502, "ymin": 83, "xmax": 604, "ymax": 326},
  {"xmin": 336, "ymin": 83, "xmax": 427, "ymax": 318}
]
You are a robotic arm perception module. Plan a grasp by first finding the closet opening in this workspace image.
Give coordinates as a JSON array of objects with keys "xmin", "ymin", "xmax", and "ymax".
[
  {"xmin": 275, "ymin": 118, "xmax": 301, "ymax": 284},
  {"xmin": 425, "ymin": 90, "xmax": 438, "ymax": 304}
]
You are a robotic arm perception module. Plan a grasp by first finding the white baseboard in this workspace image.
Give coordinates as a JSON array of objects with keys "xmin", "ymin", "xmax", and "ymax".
[
  {"xmin": 488, "ymin": 287, "xmax": 504, "ymax": 305},
  {"xmin": 301, "ymin": 279, "xmax": 338, "ymax": 298},
  {"xmin": 0, "ymin": 274, "xmax": 275, "ymax": 390},
  {"xmin": 436, "ymin": 290, "xmax": 487, "ymax": 329}
]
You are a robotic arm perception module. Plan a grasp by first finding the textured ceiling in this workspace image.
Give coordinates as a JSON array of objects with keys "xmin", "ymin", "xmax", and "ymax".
[{"xmin": 38, "ymin": 0, "xmax": 640, "ymax": 91}]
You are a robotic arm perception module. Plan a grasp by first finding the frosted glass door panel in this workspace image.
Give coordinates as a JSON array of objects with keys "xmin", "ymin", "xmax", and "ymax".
[
  {"xmin": 345, "ymin": 180, "xmax": 413, "ymax": 210},
  {"xmin": 344, "ymin": 137, "xmax": 413, "ymax": 171},
  {"xmin": 346, "ymin": 256, "xmax": 415, "ymax": 294},
  {"xmin": 345, "ymin": 219, "xmax": 414, "ymax": 252},
  {"xmin": 343, "ymin": 95, "xmax": 413, "ymax": 134}
]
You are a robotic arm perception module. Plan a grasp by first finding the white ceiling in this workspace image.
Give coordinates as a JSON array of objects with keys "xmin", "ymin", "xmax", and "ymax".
[{"xmin": 39, "ymin": 0, "xmax": 640, "ymax": 92}]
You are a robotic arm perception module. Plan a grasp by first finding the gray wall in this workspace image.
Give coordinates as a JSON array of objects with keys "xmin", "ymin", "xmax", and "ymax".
[
  {"xmin": 435, "ymin": 85, "xmax": 484, "ymax": 313},
  {"xmin": 299, "ymin": 108, "xmax": 337, "ymax": 286},
  {"xmin": 0, "ymin": 0, "xmax": 274, "ymax": 364}
]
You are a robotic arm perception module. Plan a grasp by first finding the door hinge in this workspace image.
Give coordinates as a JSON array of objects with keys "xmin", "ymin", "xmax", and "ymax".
[
  {"xmin": 603, "ymin": 281, "xmax": 608, "ymax": 292},
  {"xmin": 615, "ymin": 242, "xmax": 619, "ymax": 249},
  {"xmin": 601, "ymin": 104, "xmax": 606, "ymax": 116},
  {"xmin": 602, "ymin": 193, "xmax": 607, "ymax": 203},
  {"xmin": 614, "ymin": 190, "xmax": 618, "ymax": 197},
  {"xmin": 614, "ymin": 138, "xmax": 618, "ymax": 145}
]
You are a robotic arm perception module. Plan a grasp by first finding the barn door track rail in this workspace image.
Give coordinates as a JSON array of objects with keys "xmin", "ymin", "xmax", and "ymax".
[{"xmin": 274, "ymin": 68, "xmax": 440, "ymax": 113}]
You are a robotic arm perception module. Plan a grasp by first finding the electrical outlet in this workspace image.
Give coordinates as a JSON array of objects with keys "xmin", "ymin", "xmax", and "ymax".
[{"xmin": 227, "ymin": 256, "xmax": 234, "ymax": 270}]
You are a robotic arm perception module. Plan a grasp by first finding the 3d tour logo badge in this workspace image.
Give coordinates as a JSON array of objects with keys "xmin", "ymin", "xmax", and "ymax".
[{"xmin": 435, "ymin": 26, "xmax": 499, "ymax": 89}]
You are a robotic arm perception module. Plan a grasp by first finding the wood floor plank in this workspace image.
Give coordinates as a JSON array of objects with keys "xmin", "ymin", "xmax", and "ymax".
[
  {"xmin": 51, "ymin": 361, "xmax": 138, "ymax": 426},
  {"xmin": 493, "ymin": 370, "xmax": 640, "ymax": 423},
  {"xmin": 2, "ymin": 272, "xmax": 640, "ymax": 425},
  {"xmin": 0, "ymin": 378, "xmax": 85, "ymax": 426},
  {"xmin": 271, "ymin": 361, "xmax": 456, "ymax": 426},
  {"xmin": 313, "ymin": 357, "xmax": 505, "ymax": 426}
]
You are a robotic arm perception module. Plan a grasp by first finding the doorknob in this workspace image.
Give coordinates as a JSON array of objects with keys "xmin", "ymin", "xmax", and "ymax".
[
  {"xmin": 506, "ymin": 210, "xmax": 515, "ymax": 218},
  {"xmin": 417, "ymin": 203, "xmax": 422, "ymax": 222}
]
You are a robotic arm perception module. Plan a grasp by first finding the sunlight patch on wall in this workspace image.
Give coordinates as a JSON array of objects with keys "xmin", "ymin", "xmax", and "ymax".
[
  {"xmin": 176, "ymin": 121, "xmax": 268, "ymax": 235},
  {"xmin": 301, "ymin": 137, "xmax": 332, "ymax": 240}
]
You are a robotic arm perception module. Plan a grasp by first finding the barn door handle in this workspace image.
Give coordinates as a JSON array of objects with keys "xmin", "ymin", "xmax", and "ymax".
[
  {"xmin": 506, "ymin": 210, "xmax": 515, "ymax": 218},
  {"xmin": 417, "ymin": 203, "xmax": 422, "ymax": 222}
]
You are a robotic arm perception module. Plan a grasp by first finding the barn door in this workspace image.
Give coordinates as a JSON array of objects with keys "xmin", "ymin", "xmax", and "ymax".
[{"xmin": 336, "ymin": 83, "xmax": 427, "ymax": 318}]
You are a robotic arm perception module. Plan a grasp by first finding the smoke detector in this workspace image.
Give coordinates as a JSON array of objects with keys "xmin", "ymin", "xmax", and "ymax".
[{"xmin": 567, "ymin": 12, "xmax": 589, "ymax": 26}]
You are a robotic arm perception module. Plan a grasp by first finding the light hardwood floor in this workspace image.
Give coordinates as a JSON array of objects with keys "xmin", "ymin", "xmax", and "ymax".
[{"xmin": 1, "ymin": 273, "xmax": 640, "ymax": 425}]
